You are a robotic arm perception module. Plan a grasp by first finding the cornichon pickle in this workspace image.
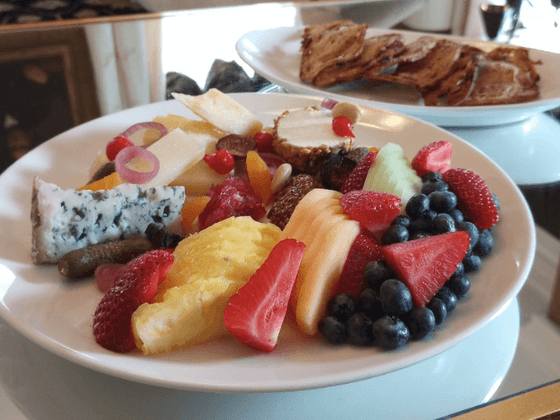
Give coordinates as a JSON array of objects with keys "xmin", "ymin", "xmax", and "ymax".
[{"xmin": 58, "ymin": 237, "xmax": 154, "ymax": 278}]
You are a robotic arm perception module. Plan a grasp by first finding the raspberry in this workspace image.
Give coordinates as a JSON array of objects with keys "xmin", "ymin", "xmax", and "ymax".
[{"xmin": 198, "ymin": 176, "xmax": 266, "ymax": 230}]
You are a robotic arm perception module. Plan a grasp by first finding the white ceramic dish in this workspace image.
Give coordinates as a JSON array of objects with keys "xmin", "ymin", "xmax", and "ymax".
[
  {"xmin": 236, "ymin": 27, "xmax": 560, "ymax": 127},
  {"xmin": 0, "ymin": 300, "xmax": 520, "ymax": 420},
  {"xmin": 0, "ymin": 93, "xmax": 535, "ymax": 392}
]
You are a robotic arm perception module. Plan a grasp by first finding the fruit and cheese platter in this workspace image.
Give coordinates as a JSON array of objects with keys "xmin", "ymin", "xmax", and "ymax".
[{"xmin": 0, "ymin": 92, "xmax": 535, "ymax": 392}]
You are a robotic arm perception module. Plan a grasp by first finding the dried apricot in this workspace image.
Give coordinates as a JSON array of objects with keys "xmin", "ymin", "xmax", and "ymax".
[{"xmin": 246, "ymin": 151, "xmax": 272, "ymax": 204}]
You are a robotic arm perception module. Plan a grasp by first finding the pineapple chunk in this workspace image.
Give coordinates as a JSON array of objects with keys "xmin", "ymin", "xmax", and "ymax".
[{"xmin": 132, "ymin": 216, "xmax": 281, "ymax": 354}]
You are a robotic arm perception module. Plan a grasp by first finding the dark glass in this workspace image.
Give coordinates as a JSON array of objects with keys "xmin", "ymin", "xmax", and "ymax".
[{"xmin": 480, "ymin": 4, "xmax": 509, "ymax": 40}]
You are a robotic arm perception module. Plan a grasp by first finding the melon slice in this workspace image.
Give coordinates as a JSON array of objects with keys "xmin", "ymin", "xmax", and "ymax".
[{"xmin": 363, "ymin": 143, "xmax": 421, "ymax": 205}]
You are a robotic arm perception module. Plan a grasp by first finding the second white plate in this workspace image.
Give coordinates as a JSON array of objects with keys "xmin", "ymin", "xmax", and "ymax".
[{"xmin": 236, "ymin": 27, "xmax": 560, "ymax": 127}]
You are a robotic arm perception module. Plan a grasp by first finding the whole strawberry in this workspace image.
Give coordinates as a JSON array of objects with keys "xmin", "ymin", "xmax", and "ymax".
[
  {"xmin": 339, "ymin": 151, "xmax": 377, "ymax": 194},
  {"xmin": 93, "ymin": 250, "xmax": 174, "ymax": 353},
  {"xmin": 340, "ymin": 190, "xmax": 401, "ymax": 234},
  {"xmin": 443, "ymin": 168, "xmax": 499, "ymax": 230}
]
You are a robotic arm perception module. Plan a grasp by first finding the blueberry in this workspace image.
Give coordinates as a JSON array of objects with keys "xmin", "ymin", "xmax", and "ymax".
[
  {"xmin": 409, "ymin": 232, "xmax": 432, "ymax": 241},
  {"xmin": 364, "ymin": 260, "xmax": 393, "ymax": 291},
  {"xmin": 373, "ymin": 316, "xmax": 410, "ymax": 350},
  {"xmin": 406, "ymin": 307, "xmax": 436, "ymax": 340},
  {"xmin": 492, "ymin": 193, "xmax": 500, "ymax": 212},
  {"xmin": 457, "ymin": 221, "xmax": 479, "ymax": 252},
  {"xmin": 421, "ymin": 180, "xmax": 449, "ymax": 195},
  {"xmin": 408, "ymin": 218, "xmax": 432, "ymax": 235},
  {"xmin": 449, "ymin": 208, "xmax": 465, "ymax": 224},
  {"xmin": 381, "ymin": 224, "xmax": 409, "ymax": 245},
  {"xmin": 429, "ymin": 191, "xmax": 458, "ymax": 214},
  {"xmin": 405, "ymin": 194, "xmax": 430, "ymax": 220},
  {"xmin": 346, "ymin": 312, "xmax": 375, "ymax": 346},
  {"xmin": 391, "ymin": 215, "xmax": 411, "ymax": 228},
  {"xmin": 474, "ymin": 230, "xmax": 494, "ymax": 257},
  {"xmin": 327, "ymin": 293, "xmax": 356, "ymax": 322},
  {"xmin": 421, "ymin": 171, "xmax": 443, "ymax": 182},
  {"xmin": 357, "ymin": 288, "xmax": 384, "ymax": 320},
  {"xmin": 319, "ymin": 316, "xmax": 347, "ymax": 344},
  {"xmin": 435, "ymin": 286, "xmax": 458, "ymax": 313},
  {"xmin": 426, "ymin": 298, "xmax": 447, "ymax": 326},
  {"xmin": 432, "ymin": 213, "xmax": 456, "ymax": 234},
  {"xmin": 421, "ymin": 209, "xmax": 438, "ymax": 221},
  {"xmin": 463, "ymin": 254, "xmax": 482, "ymax": 272},
  {"xmin": 446, "ymin": 273, "xmax": 470, "ymax": 299},
  {"xmin": 453, "ymin": 262, "xmax": 465, "ymax": 277},
  {"xmin": 380, "ymin": 279, "xmax": 413, "ymax": 315}
]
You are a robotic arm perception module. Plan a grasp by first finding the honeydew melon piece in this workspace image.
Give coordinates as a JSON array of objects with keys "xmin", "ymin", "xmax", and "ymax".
[{"xmin": 363, "ymin": 143, "xmax": 421, "ymax": 205}]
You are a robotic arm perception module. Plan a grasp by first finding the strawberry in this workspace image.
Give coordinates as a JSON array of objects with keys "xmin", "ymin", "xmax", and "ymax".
[
  {"xmin": 443, "ymin": 168, "xmax": 499, "ymax": 230},
  {"xmin": 93, "ymin": 250, "xmax": 174, "ymax": 353},
  {"xmin": 224, "ymin": 238, "xmax": 306, "ymax": 352},
  {"xmin": 334, "ymin": 230, "xmax": 382, "ymax": 297},
  {"xmin": 381, "ymin": 231, "xmax": 470, "ymax": 307},
  {"xmin": 339, "ymin": 190, "xmax": 401, "ymax": 234},
  {"xmin": 339, "ymin": 151, "xmax": 377, "ymax": 194},
  {"xmin": 198, "ymin": 176, "xmax": 266, "ymax": 230},
  {"xmin": 411, "ymin": 140, "xmax": 453, "ymax": 177}
]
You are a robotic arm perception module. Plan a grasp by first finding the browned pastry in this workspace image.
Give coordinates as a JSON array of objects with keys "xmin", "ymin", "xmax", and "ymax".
[
  {"xmin": 299, "ymin": 21, "xmax": 368, "ymax": 82},
  {"xmin": 366, "ymin": 39, "xmax": 463, "ymax": 93},
  {"xmin": 422, "ymin": 45, "xmax": 486, "ymax": 106},
  {"xmin": 311, "ymin": 33, "xmax": 405, "ymax": 88},
  {"xmin": 456, "ymin": 60, "xmax": 541, "ymax": 106}
]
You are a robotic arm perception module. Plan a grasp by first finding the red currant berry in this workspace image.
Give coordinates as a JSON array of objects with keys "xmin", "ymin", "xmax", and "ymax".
[
  {"xmin": 106, "ymin": 135, "xmax": 134, "ymax": 161},
  {"xmin": 203, "ymin": 149, "xmax": 235, "ymax": 175},
  {"xmin": 254, "ymin": 132, "xmax": 274, "ymax": 153},
  {"xmin": 332, "ymin": 116, "xmax": 355, "ymax": 138}
]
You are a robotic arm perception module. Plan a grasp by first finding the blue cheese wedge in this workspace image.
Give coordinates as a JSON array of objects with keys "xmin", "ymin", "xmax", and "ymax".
[{"xmin": 31, "ymin": 177, "xmax": 185, "ymax": 264}]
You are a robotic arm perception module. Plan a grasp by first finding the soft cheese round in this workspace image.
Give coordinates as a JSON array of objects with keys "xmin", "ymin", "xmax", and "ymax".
[{"xmin": 272, "ymin": 107, "xmax": 354, "ymax": 173}]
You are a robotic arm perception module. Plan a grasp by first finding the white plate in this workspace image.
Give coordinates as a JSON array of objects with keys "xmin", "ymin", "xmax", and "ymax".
[
  {"xmin": 0, "ymin": 93, "xmax": 535, "ymax": 392},
  {"xmin": 0, "ymin": 300, "xmax": 520, "ymax": 420},
  {"xmin": 236, "ymin": 27, "xmax": 560, "ymax": 127}
]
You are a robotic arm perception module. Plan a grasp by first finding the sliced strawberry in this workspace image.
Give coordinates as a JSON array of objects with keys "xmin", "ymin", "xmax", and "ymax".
[
  {"xmin": 198, "ymin": 176, "xmax": 266, "ymax": 230},
  {"xmin": 381, "ymin": 231, "xmax": 470, "ymax": 307},
  {"xmin": 334, "ymin": 229, "xmax": 382, "ymax": 297},
  {"xmin": 443, "ymin": 168, "xmax": 499, "ymax": 230},
  {"xmin": 224, "ymin": 238, "xmax": 306, "ymax": 352},
  {"xmin": 411, "ymin": 140, "xmax": 453, "ymax": 177},
  {"xmin": 339, "ymin": 151, "xmax": 377, "ymax": 194},
  {"xmin": 340, "ymin": 190, "xmax": 401, "ymax": 234},
  {"xmin": 93, "ymin": 250, "xmax": 174, "ymax": 353}
]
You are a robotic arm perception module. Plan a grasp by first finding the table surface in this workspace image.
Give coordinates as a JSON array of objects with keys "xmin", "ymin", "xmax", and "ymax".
[{"xmin": 1, "ymin": 1, "xmax": 560, "ymax": 418}]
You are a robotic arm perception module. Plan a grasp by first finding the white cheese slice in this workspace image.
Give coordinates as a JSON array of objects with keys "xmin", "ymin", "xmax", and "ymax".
[
  {"xmin": 142, "ymin": 128, "xmax": 209, "ymax": 188},
  {"xmin": 172, "ymin": 89, "xmax": 263, "ymax": 136}
]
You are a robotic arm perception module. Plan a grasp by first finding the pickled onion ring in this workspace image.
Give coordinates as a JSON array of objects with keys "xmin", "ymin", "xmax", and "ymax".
[
  {"xmin": 115, "ymin": 146, "xmax": 160, "ymax": 184},
  {"xmin": 321, "ymin": 98, "xmax": 338, "ymax": 110},
  {"xmin": 119, "ymin": 122, "xmax": 168, "ymax": 142}
]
